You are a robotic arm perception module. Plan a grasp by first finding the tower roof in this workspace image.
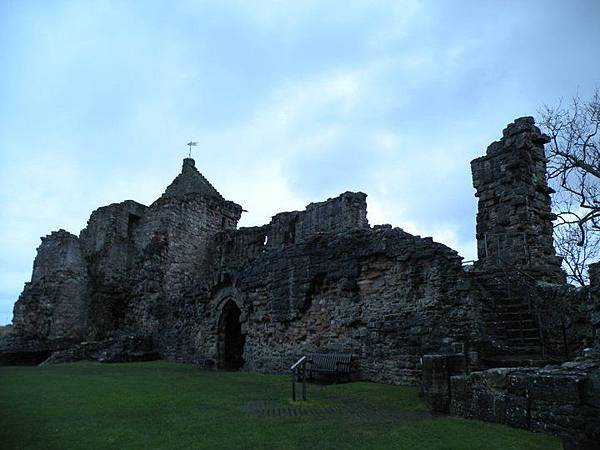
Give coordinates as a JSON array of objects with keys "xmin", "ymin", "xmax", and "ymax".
[{"xmin": 162, "ymin": 158, "xmax": 225, "ymax": 201}]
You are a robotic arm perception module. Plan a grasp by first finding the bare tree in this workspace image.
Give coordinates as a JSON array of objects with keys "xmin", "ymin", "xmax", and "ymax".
[
  {"xmin": 540, "ymin": 89, "xmax": 600, "ymax": 285},
  {"xmin": 554, "ymin": 220, "xmax": 600, "ymax": 286}
]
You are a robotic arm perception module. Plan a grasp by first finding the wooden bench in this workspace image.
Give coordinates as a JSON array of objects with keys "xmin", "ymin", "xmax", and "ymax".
[{"xmin": 306, "ymin": 353, "xmax": 353, "ymax": 381}]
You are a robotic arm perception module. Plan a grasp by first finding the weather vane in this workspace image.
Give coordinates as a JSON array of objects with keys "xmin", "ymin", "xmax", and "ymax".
[{"xmin": 186, "ymin": 141, "xmax": 198, "ymax": 158}]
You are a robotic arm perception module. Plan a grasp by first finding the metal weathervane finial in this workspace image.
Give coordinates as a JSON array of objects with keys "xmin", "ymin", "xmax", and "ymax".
[{"xmin": 186, "ymin": 141, "xmax": 198, "ymax": 158}]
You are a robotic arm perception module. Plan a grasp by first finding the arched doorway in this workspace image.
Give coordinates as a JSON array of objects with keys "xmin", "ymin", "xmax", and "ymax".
[{"xmin": 217, "ymin": 299, "xmax": 245, "ymax": 370}]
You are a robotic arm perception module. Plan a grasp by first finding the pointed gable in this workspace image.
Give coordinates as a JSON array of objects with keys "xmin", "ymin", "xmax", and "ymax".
[{"xmin": 162, "ymin": 158, "xmax": 225, "ymax": 201}]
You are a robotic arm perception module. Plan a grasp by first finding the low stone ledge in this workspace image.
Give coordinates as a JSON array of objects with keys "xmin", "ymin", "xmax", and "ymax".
[
  {"xmin": 40, "ymin": 335, "xmax": 159, "ymax": 365},
  {"xmin": 0, "ymin": 335, "xmax": 77, "ymax": 365},
  {"xmin": 448, "ymin": 359, "xmax": 600, "ymax": 447}
]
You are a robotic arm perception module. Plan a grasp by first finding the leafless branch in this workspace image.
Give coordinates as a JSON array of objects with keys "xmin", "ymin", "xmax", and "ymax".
[{"xmin": 539, "ymin": 88, "xmax": 600, "ymax": 283}]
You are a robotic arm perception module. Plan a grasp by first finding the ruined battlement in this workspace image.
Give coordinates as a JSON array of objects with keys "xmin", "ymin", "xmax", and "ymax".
[
  {"xmin": 13, "ymin": 229, "xmax": 89, "ymax": 340},
  {"xmin": 79, "ymin": 200, "xmax": 147, "ymax": 259},
  {"xmin": 31, "ymin": 229, "xmax": 85, "ymax": 282},
  {"xmin": 267, "ymin": 191, "xmax": 368, "ymax": 247}
]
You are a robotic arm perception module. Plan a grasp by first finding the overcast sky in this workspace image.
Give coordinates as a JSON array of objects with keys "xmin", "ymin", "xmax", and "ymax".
[{"xmin": 1, "ymin": 0, "xmax": 599, "ymax": 325}]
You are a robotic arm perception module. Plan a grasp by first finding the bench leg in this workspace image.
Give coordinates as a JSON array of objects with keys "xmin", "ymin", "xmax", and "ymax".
[{"xmin": 302, "ymin": 368, "xmax": 306, "ymax": 401}]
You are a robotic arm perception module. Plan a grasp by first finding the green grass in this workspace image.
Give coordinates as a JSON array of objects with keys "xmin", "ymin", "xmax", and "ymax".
[{"xmin": 0, "ymin": 361, "xmax": 560, "ymax": 450}]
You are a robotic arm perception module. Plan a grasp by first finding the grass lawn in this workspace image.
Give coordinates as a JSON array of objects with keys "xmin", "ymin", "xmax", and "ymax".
[{"xmin": 0, "ymin": 361, "xmax": 560, "ymax": 450}]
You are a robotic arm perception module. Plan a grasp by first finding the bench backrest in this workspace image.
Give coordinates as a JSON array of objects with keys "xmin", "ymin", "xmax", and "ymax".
[{"xmin": 306, "ymin": 353, "xmax": 352, "ymax": 373}]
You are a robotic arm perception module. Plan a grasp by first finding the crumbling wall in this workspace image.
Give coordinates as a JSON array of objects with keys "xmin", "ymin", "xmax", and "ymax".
[
  {"xmin": 267, "ymin": 192, "xmax": 368, "ymax": 246},
  {"xmin": 12, "ymin": 230, "xmax": 89, "ymax": 341},
  {"xmin": 201, "ymin": 205, "xmax": 484, "ymax": 384},
  {"xmin": 421, "ymin": 118, "xmax": 600, "ymax": 446},
  {"xmin": 471, "ymin": 117, "xmax": 563, "ymax": 281},
  {"xmin": 79, "ymin": 200, "xmax": 146, "ymax": 339},
  {"xmin": 449, "ymin": 360, "xmax": 600, "ymax": 447},
  {"xmin": 589, "ymin": 263, "xmax": 600, "ymax": 352}
]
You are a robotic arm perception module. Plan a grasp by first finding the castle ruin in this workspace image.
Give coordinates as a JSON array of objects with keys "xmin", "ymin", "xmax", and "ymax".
[{"xmin": 1, "ymin": 117, "xmax": 598, "ymax": 445}]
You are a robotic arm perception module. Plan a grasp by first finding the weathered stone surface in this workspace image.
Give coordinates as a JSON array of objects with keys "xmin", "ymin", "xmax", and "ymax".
[
  {"xmin": 12, "ymin": 229, "xmax": 89, "ymax": 341},
  {"xmin": 208, "ymin": 224, "xmax": 476, "ymax": 383},
  {"xmin": 588, "ymin": 262, "xmax": 600, "ymax": 355},
  {"xmin": 449, "ymin": 360, "xmax": 600, "ymax": 445},
  {"xmin": 40, "ymin": 335, "xmax": 158, "ymax": 365},
  {"xmin": 0, "ymin": 334, "xmax": 65, "ymax": 365},
  {"xmin": 421, "ymin": 354, "xmax": 467, "ymax": 413},
  {"xmin": 471, "ymin": 117, "xmax": 563, "ymax": 281}
]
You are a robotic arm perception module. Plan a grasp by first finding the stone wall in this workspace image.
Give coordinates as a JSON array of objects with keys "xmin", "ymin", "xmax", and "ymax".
[
  {"xmin": 471, "ymin": 117, "xmax": 563, "ymax": 281},
  {"xmin": 12, "ymin": 230, "xmax": 89, "ymax": 341},
  {"xmin": 202, "ymin": 220, "xmax": 483, "ymax": 384},
  {"xmin": 449, "ymin": 360, "xmax": 600, "ymax": 447},
  {"xmin": 267, "ymin": 192, "xmax": 368, "ymax": 247},
  {"xmin": 589, "ymin": 263, "xmax": 600, "ymax": 353},
  {"xmin": 79, "ymin": 200, "xmax": 147, "ymax": 339}
]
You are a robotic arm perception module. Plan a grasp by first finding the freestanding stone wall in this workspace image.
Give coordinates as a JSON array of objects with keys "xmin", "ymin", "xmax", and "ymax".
[
  {"xmin": 471, "ymin": 117, "xmax": 563, "ymax": 281},
  {"xmin": 449, "ymin": 360, "xmax": 600, "ymax": 448}
]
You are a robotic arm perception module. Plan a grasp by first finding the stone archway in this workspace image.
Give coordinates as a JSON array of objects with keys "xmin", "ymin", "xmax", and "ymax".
[{"xmin": 217, "ymin": 299, "xmax": 245, "ymax": 370}]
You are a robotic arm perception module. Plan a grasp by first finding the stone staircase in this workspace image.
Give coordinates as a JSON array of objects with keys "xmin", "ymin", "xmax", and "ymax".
[{"xmin": 472, "ymin": 270, "xmax": 549, "ymax": 367}]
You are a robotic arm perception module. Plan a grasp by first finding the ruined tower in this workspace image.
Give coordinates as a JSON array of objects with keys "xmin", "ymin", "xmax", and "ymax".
[
  {"xmin": 9, "ymin": 157, "xmax": 244, "ymax": 347},
  {"xmin": 471, "ymin": 116, "xmax": 563, "ymax": 281}
]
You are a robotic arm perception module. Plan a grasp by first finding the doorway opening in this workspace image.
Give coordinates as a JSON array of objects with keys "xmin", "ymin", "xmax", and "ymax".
[{"xmin": 217, "ymin": 300, "xmax": 245, "ymax": 370}]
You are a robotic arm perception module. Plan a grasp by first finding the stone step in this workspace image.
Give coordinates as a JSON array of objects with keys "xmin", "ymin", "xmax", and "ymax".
[
  {"xmin": 499, "ymin": 324, "xmax": 538, "ymax": 333},
  {"xmin": 492, "ymin": 337, "xmax": 541, "ymax": 347},
  {"xmin": 493, "ymin": 310, "xmax": 534, "ymax": 317},
  {"xmin": 484, "ymin": 316, "xmax": 534, "ymax": 325},
  {"xmin": 506, "ymin": 349, "xmax": 544, "ymax": 358},
  {"xmin": 495, "ymin": 303, "xmax": 529, "ymax": 311},
  {"xmin": 505, "ymin": 329, "xmax": 540, "ymax": 337},
  {"xmin": 493, "ymin": 326, "xmax": 539, "ymax": 334},
  {"xmin": 506, "ymin": 324, "xmax": 539, "ymax": 331},
  {"xmin": 489, "ymin": 328, "xmax": 539, "ymax": 338},
  {"xmin": 487, "ymin": 317, "xmax": 537, "ymax": 328},
  {"xmin": 485, "ymin": 315, "xmax": 537, "ymax": 325},
  {"xmin": 492, "ymin": 335, "xmax": 538, "ymax": 345},
  {"xmin": 507, "ymin": 332, "xmax": 540, "ymax": 340},
  {"xmin": 489, "ymin": 334, "xmax": 542, "ymax": 344},
  {"xmin": 481, "ymin": 355, "xmax": 549, "ymax": 368},
  {"xmin": 507, "ymin": 338, "xmax": 542, "ymax": 347},
  {"xmin": 494, "ymin": 305, "xmax": 532, "ymax": 313},
  {"xmin": 486, "ymin": 317, "xmax": 534, "ymax": 326}
]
